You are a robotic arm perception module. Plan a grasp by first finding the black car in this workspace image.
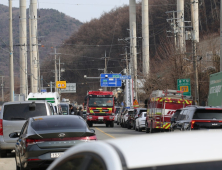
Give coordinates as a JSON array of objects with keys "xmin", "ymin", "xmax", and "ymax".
[
  {"xmin": 171, "ymin": 106, "xmax": 222, "ymax": 131},
  {"xmin": 10, "ymin": 115, "xmax": 96, "ymax": 170}
]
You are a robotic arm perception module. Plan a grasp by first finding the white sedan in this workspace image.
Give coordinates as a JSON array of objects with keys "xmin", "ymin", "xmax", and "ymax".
[
  {"xmin": 135, "ymin": 112, "xmax": 146, "ymax": 132},
  {"xmin": 47, "ymin": 130, "xmax": 222, "ymax": 170}
]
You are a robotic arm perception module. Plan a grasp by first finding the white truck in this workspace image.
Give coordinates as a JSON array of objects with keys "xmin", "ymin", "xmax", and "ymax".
[{"xmin": 27, "ymin": 92, "xmax": 60, "ymax": 114}]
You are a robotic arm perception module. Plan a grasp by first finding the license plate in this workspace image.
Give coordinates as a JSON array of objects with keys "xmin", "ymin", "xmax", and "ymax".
[
  {"xmin": 51, "ymin": 152, "xmax": 64, "ymax": 158},
  {"xmin": 98, "ymin": 117, "xmax": 103, "ymax": 120}
]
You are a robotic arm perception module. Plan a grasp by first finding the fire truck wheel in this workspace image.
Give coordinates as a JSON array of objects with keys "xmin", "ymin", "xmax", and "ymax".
[
  {"xmin": 106, "ymin": 122, "xmax": 109, "ymax": 127},
  {"xmin": 150, "ymin": 122, "xmax": 154, "ymax": 133},
  {"xmin": 145, "ymin": 123, "xmax": 150, "ymax": 133},
  {"xmin": 110, "ymin": 121, "xmax": 114, "ymax": 127},
  {"xmin": 87, "ymin": 121, "xmax": 93, "ymax": 127}
]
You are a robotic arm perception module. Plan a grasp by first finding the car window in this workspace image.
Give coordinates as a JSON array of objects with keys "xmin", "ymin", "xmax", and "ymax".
[
  {"xmin": 31, "ymin": 117, "xmax": 86, "ymax": 131},
  {"xmin": 87, "ymin": 155, "xmax": 106, "ymax": 170},
  {"xmin": 130, "ymin": 160, "xmax": 222, "ymax": 170},
  {"xmin": 3, "ymin": 103, "xmax": 47, "ymax": 120},
  {"xmin": 177, "ymin": 110, "xmax": 185, "ymax": 121},
  {"xmin": 53, "ymin": 154, "xmax": 84, "ymax": 170},
  {"xmin": 193, "ymin": 109, "xmax": 222, "ymax": 119},
  {"xmin": 53, "ymin": 153, "xmax": 106, "ymax": 170},
  {"xmin": 172, "ymin": 110, "xmax": 181, "ymax": 119}
]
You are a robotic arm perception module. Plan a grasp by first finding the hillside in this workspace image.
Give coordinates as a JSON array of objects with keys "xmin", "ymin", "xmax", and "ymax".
[
  {"xmin": 0, "ymin": 4, "xmax": 82, "ymax": 77},
  {"xmin": 41, "ymin": 0, "xmax": 220, "ymax": 104}
]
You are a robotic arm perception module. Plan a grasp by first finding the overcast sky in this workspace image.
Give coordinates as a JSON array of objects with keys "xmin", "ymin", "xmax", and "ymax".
[{"xmin": 1, "ymin": 0, "xmax": 131, "ymax": 22}]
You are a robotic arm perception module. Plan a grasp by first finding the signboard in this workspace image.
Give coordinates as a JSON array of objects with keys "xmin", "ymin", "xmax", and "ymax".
[
  {"xmin": 177, "ymin": 79, "xmax": 191, "ymax": 96},
  {"xmin": 60, "ymin": 83, "xmax": 76, "ymax": 93},
  {"xmin": 120, "ymin": 75, "xmax": 131, "ymax": 80},
  {"xmin": 56, "ymin": 81, "xmax": 66, "ymax": 89},
  {"xmin": 41, "ymin": 89, "xmax": 47, "ymax": 92},
  {"xmin": 133, "ymin": 99, "xmax": 139, "ymax": 108},
  {"xmin": 100, "ymin": 74, "xmax": 122, "ymax": 87}
]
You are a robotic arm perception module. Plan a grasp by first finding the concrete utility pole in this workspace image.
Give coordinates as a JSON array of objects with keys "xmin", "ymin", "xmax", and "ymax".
[
  {"xmin": 129, "ymin": 0, "xmax": 138, "ymax": 100},
  {"xmin": 191, "ymin": 0, "xmax": 199, "ymax": 105},
  {"xmin": 125, "ymin": 47, "xmax": 129, "ymax": 75},
  {"xmin": 221, "ymin": 0, "xmax": 222, "ymax": 71},
  {"xmin": 0, "ymin": 77, "xmax": 4, "ymax": 102},
  {"xmin": 177, "ymin": 0, "xmax": 185, "ymax": 53},
  {"xmin": 54, "ymin": 48, "xmax": 58, "ymax": 92},
  {"xmin": 102, "ymin": 51, "xmax": 109, "ymax": 91},
  {"xmin": 29, "ymin": 4, "xmax": 33, "ymax": 93},
  {"xmin": 30, "ymin": 0, "xmax": 38, "ymax": 93},
  {"xmin": 19, "ymin": 0, "xmax": 28, "ymax": 97},
  {"xmin": 142, "ymin": 0, "xmax": 149, "ymax": 76},
  {"xmin": 9, "ymin": 0, "xmax": 14, "ymax": 101}
]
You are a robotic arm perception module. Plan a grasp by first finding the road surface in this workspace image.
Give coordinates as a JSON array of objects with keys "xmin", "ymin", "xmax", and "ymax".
[{"xmin": 0, "ymin": 123, "xmax": 147, "ymax": 170}]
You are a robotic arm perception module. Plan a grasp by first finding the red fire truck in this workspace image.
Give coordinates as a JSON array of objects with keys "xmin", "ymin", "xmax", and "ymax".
[
  {"xmin": 85, "ymin": 91, "xmax": 115, "ymax": 127},
  {"xmin": 146, "ymin": 89, "xmax": 192, "ymax": 133}
]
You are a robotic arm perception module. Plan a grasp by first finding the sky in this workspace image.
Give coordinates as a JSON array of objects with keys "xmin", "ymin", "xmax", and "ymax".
[{"xmin": 1, "ymin": 0, "xmax": 131, "ymax": 22}]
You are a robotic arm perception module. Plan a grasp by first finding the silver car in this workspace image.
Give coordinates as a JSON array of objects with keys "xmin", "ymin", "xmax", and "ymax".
[{"xmin": 0, "ymin": 101, "xmax": 52, "ymax": 157}]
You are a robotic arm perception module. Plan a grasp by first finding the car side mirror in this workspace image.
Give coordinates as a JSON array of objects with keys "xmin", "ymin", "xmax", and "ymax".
[
  {"xmin": 170, "ymin": 117, "xmax": 176, "ymax": 123},
  {"xmin": 9, "ymin": 132, "xmax": 20, "ymax": 138},
  {"xmin": 90, "ymin": 129, "xmax": 95, "ymax": 133}
]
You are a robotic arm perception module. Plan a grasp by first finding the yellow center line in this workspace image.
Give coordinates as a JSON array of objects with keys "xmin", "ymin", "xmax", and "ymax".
[{"xmin": 95, "ymin": 127, "xmax": 116, "ymax": 139}]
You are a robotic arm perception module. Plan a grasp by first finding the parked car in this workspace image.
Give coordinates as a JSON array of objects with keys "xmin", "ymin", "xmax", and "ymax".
[
  {"xmin": 0, "ymin": 101, "xmax": 52, "ymax": 157},
  {"xmin": 58, "ymin": 103, "xmax": 70, "ymax": 115},
  {"xmin": 47, "ymin": 130, "xmax": 222, "ymax": 170},
  {"xmin": 121, "ymin": 109, "xmax": 134, "ymax": 128},
  {"xmin": 170, "ymin": 109, "xmax": 182, "ymax": 131},
  {"xmin": 135, "ymin": 112, "xmax": 147, "ymax": 132},
  {"xmin": 171, "ymin": 106, "xmax": 222, "ymax": 131},
  {"xmin": 125, "ymin": 109, "xmax": 135, "ymax": 129},
  {"xmin": 117, "ymin": 107, "xmax": 125, "ymax": 125},
  {"xmin": 83, "ymin": 110, "xmax": 87, "ymax": 120},
  {"xmin": 132, "ymin": 108, "xmax": 147, "ymax": 130},
  {"xmin": 11, "ymin": 115, "xmax": 96, "ymax": 170}
]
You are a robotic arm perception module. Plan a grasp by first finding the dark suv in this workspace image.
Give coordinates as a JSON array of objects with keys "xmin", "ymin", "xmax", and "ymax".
[{"xmin": 171, "ymin": 106, "xmax": 222, "ymax": 131}]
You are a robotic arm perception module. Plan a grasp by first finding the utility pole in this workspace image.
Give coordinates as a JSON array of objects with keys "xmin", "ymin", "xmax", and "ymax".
[
  {"xmin": 54, "ymin": 48, "xmax": 58, "ymax": 92},
  {"xmin": 142, "ymin": 0, "xmax": 149, "ymax": 76},
  {"xmin": 29, "ymin": 4, "xmax": 33, "ymax": 93},
  {"xmin": 101, "ymin": 51, "xmax": 109, "ymax": 91},
  {"xmin": 221, "ymin": 0, "xmax": 222, "ymax": 71},
  {"xmin": 0, "ymin": 77, "xmax": 4, "ymax": 102},
  {"xmin": 125, "ymin": 47, "xmax": 129, "ymax": 74},
  {"xmin": 9, "ymin": 0, "xmax": 14, "ymax": 101},
  {"xmin": 129, "ymin": 0, "xmax": 138, "ymax": 100},
  {"xmin": 177, "ymin": 0, "xmax": 185, "ymax": 53},
  {"xmin": 191, "ymin": 0, "xmax": 199, "ymax": 105},
  {"xmin": 19, "ymin": 0, "xmax": 28, "ymax": 97},
  {"xmin": 31, "ymin": 0, "xmax": 38, "ymax": 93}
]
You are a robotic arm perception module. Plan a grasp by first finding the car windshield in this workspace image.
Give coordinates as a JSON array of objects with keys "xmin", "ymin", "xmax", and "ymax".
[
  {"xmin": 128, "ymin": 111, "xmax": 134, "ymax": 115},
  {"xmin": 3, "ymin": 103, "xmax": 47, "ymax": 120},
  {"xmin": 193, "ymin": 109, "xmax": 222, "ymax": 119},
  {"xmin": 115, "ymin": 108, "xmax": 120, "ymax": 114},
  {"xmin": 31, "ymin": 117, "xmax": 86, "ymax": 131},
  {"xmin": 61, "ymin": 105, "xmax": 69, "ymax": 115},
  {"xmin": 88, "ymin": 97, "xmax": 113, "ymax": 107}
]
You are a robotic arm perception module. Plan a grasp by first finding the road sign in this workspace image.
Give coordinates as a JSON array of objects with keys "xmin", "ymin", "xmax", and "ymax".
[
  {"xmin": 100, "ymin": 74, "xmax": 122, "ymax": 87},
  {"xmin": 60, "ymin": 83, "xmax": 76, "ymax": 93},
  {"xmin": 56, "ymin": 81, "xmax": 66, "ymax": 89},
  {"xmin": 177, "ymin": 79, "xmax": 191, "ymax": 96},
  {"xmin": 120, "ymin": 75, "xmax": 131, "ymax": 80},
  {"xmin": 41, "ymin": 89, "xmax": 47, "ymax": 92},
  {"xmin": 133, "ymin": 99, "xmax": 139, "ymax": 108}
]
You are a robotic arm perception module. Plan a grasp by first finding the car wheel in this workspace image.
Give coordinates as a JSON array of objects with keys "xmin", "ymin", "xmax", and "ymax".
[
  {"xmin": 110, "ymin": 121, "xmax": 114, "ymax": 127},
  {"xmin": 133, "ymin": 122, "xmax": 136, "ymax": 130},
  {"xmin": 138, "ymin": 124, "xmax": 142, "ymax": 132},
  {"xmin": 0, "ymin": 150, "xmax": 7, "ymax": 158},
  {"xmin": 117, "ymin": 121, "xmax": 119, "ymax": 125},
  {"xmin": 150, "ymin": 122, "xmax": 153, "ymax": 133},
  {"xmin": 127, "ymin": 122, "xmax": 131, "ymax": 129},
  {"xmin": 145, "ymin": 122, "xmax": 150, "ymax": 133}
]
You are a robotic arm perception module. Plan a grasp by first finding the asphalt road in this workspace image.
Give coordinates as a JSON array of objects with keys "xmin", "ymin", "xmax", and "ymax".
[{"xmin": 0, "ymin": 123, "xmax": 147, "ymax": 170}]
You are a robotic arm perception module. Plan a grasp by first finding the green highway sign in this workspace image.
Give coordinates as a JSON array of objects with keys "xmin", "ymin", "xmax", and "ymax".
[{"xmin": 177, "ymin": 79, "xmax": 191, "ymax": 96}]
